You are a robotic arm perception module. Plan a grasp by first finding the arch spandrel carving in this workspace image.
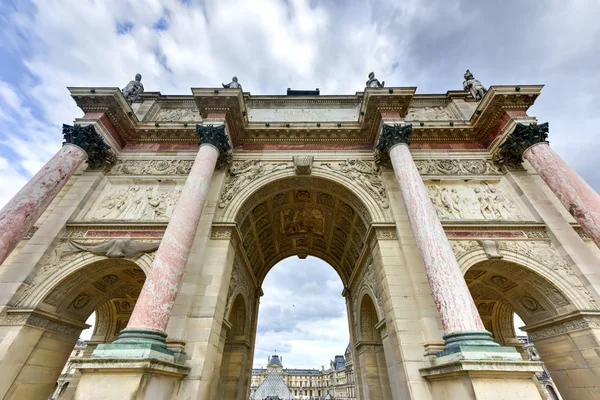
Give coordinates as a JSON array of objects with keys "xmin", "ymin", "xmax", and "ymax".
[{"xmin": 214, "ymin": 161, "xmax": 393, "ymax": 224}]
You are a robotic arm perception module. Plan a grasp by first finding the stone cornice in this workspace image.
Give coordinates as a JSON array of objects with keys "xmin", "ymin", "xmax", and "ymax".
[{"xmin": 69, "ymin": 85, "xmax": 542, "ymax": 150}]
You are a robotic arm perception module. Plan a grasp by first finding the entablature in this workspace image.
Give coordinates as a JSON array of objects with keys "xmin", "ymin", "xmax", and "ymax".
[{"xmin": 69, "ymin": 84, "xmax": 542, "ymax": 152}]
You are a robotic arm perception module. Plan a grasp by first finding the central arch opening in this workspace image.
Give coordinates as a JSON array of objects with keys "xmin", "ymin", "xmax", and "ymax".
[
  {"xmin": 216, "ymin": 175, "xmax": 391, "ymax": 399},
  {"xmin": 251, "ymin": 256, "xmax": 351, "ymax": 399}
]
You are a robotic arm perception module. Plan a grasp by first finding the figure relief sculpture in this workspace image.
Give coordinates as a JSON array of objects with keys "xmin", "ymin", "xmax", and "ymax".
[
  {"xmin": 121, "ymin": 73, "xmax": 144, "ymax": 104},
  {"xmin": 321, "ymin": 159, "xmax": 389, "ymax": 208},
  {"xmin": 463, "ymin": 69, "xmax": 487, "ymax": 102},
  {"xmin": 366, "ymin": 72, "xmax": 385, "ymax": 88},
  {"xmin": 427, "ymin": 181, "xmax": 525, "ymax": 220},
  {"xmin": 91, "ymin": 185, "xmax": 182, "ymax": 220},
  {"xmin": 155, "ymin": 107, "xmax": 201, "ymax": 122},
  {"xmin": 222, "ymin": 76, "xmax": 242, "ymax": 89},
  {"xmin": 218, "ymin": 161, "xmax": 288, "ymax": 208}
]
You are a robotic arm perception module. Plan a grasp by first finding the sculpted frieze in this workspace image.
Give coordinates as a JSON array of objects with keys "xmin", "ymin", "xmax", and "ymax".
[
  {"xmin": 320, "ymin": 160, "xmax": 389, "ymax": 209},
  {"xmin": 219, "ymin": 161, "xmax": 290, "ymax": 208},
  {"xmin": 86, "ymin": 182, "xmax": 183, "ymax": 221},
  {"xmin": 109, "ymin": 160, "xmax": 193, "ymax": 175},
  {"xmin": 154, "ymin": 107, "xmax": 202, "ymax": 122},
  {"xmin": 415, "ymin": 159, "xmax": 502, "ymax": 176},
  {"xmin": 405, "ymin": 106, "xmax": 456, "ymax": 121},
  {"xmin": 426, "ymin": 181, "xmax": 527, "ymax": 220}
]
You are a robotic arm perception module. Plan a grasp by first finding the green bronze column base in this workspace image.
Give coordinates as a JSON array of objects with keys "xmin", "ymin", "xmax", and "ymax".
[
  {"xmin": 92, "ymin": 328, "xmax": 175, "ymax": 362},
  {"xmin": 437, "ymin": 331, "xmax": 522, "ymax": 360}
]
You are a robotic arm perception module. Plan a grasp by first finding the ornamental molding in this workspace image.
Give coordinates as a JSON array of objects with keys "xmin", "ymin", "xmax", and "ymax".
[
  {"xmin": 526, "ymin": 315, "xmax": 600, "ymax": 341},
  {"xmin": 1, "ymin": 309, "xmax": 88, "ymax": 337},
  {"xmin": 109, "ymin": 159, "xmax": 194, "ymax": 175},
  {"xmin": 319, "ymin": 160, "xmax": 389, "ymax": 209},
  {"xmin": 414, "ymin": 159, "xmax": 503, "ymax": 176}
]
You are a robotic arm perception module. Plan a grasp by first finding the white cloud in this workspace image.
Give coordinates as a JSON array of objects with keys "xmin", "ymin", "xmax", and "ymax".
[{"xmin": 254, "ymin": 257, "xmax": 349, "ymax": 368}]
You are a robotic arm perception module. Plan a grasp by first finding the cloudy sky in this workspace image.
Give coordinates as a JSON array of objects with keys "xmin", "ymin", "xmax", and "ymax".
[{"xmin": 2, "ymin": 0, "xmax": 599, "ymax": 368}]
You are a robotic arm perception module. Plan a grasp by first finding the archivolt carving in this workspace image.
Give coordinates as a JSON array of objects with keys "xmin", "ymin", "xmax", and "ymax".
[
  {"xmin": 219, "ymin": 161, "xmax": 290, "ymax": 208},
  {"xmin": 319, "ymin": 160, "xmax": 389, "ymax": 208},
  {"xmin": 109, "ymin": 160, "xmax": 193, "ymax": 175},
  {"xmin": 497, "ymin": 241, "xmax": 598, "ymax": 309},
  {"xmin": 426, "ymin": 181, "xmax": 526, "ymax": 220},
  {"xmin": 14, "ymin": 250, "xmax": 153, "ymax": 310},
  {"xmin": 351, "ymin": 264, "xmax": 384, "ymax": 327},
  {"xmin": 414, "ymin": 159, "xmax": 502, "ymax": 176},
  {"xmin": 225, "ymin": 257, "xmax": 255, "ymax": 324}
]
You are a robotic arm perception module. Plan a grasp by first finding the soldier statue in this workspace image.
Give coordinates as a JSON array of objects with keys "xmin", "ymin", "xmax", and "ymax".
[
  {"xmin": 366, "ymin": 72, "xmax": 385, "ymax": 88},
  {"xmin": 463, "ymin": 69, "xmax": 487, "ymax": 102},
  {"xmin": 121, "ymin": 73, "xmax": 144, "ymax": 104},
  {"xmin": 222, "ymin": 76, "xmax": 242, "ymax": 89}
]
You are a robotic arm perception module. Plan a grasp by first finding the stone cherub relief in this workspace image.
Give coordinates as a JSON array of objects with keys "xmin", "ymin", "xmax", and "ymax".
[
  {"xmin": 426, "ymin": 181, "xmax": 525, "ymax": 220},
  {"xmin": 320, "ymin": 159, "xmax": 389, "ymax": 208},
  {"xmin": 89, "ymin": 184, "xmax": 182, "ymax": 220},
  {"xmin": 463, "ymin": 69, "xmax": 487, "ymax": 102},
  {"xmin": 121, "ymin": 73, "xmax": 144, "ymax": 104},
  {"xmin": 366, "ymin": 72, "xmax": 384, "ymax": 88},
  {"xmin": 222, "ymin": 76, "xmax": 242, "ymax": 89}
]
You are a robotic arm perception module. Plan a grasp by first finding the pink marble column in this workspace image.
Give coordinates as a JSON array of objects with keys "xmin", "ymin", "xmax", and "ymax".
[
  {"xmin": 500, "ymin": 122, "xmax": 600, "ymax": 248},
  {"xmin": 124, "ymin": 125, "xmax": 230, "ymax": 337},
  {"xmin": 525, "ymin": 143, "xmax": 600, "ymax": 247},
  {"xmin": 0, "ymin": 144, "xmax": 87, "ymax": 265},
  {"xmin": 377, "ymin": 124, "xmax": 492, "ymax": 348}
]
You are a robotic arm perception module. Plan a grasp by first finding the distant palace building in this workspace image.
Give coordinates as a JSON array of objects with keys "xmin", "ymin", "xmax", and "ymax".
[{"xmin": 250, "ymin": 347, "xmax": 356, "ymax": 400}]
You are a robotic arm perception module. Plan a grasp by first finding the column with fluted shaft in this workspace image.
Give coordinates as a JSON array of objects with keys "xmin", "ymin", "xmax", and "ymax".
[
  {"xmin": 500, "ymin": 122, "xmax": 600, "ymax": 248},
  {"xmin": 376, "ymin": 124, "xmax": 497, "ymax": 351},
  {"xmin": 0, "ymin": 124, "xmax": 111, "ymax": 266},
  {"xmin": 109, "ymin": 124, "xmax": 231, "ymax": 351}
]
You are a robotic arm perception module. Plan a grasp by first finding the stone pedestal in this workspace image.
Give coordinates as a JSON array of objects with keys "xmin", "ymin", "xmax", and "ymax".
[
  {"xmin": 72, "ymin": 357, "xmax": 189, "ymax": 400},
  {"xmin": 421, "ymin": 355, "xmax": 545, "ymax": 400}
]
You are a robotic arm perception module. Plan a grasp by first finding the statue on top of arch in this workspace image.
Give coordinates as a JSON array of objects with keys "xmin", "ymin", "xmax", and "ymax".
[
  {"xmin": 463, "ymin": 69, "xmax": 487, "ymax": 102},
  {"xmin": 121, "ymin": 73, "xmax": 144, "ymax": 104},
  {"xmin": 366, "ymin": 72, "xmax": 385, "ymax": 88}
]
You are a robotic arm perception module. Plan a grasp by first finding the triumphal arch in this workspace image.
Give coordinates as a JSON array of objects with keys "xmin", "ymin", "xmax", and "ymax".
[{"xmin": 1, "ymin": 72, "xmax": 599, "ymax": 400}]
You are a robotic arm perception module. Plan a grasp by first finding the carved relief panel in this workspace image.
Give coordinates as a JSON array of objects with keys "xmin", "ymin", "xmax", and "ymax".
[
  {"xmin": 84, "ymin": 179, "xmax": 184, "ymax": 221},
  {"xmin": 425, "ymin": 179, "xmax": 532, "ymax": 221}
]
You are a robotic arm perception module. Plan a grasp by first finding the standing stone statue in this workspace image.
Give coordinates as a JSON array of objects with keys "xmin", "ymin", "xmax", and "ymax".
[
  {"xmin": 222, "ymin": 76, "xmax": 242, "ymax": 89},
  {"xmin": 366, "ymin": 72, "xmax": 385, "ymax": 88},
  {"xmin": 463, "ymin": 69, "xmax": 487, "ymax": 102},
  {"xmin": 121, "ymin": 73, "xmax": 144, "ymax": 104}
]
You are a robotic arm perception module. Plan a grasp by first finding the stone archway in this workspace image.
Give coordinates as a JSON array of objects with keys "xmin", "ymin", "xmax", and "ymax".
[
  {"xmin": 213, "ymin": 175, "xmax": 396, "ymax": 399},
  {"xmin": 217, "ymin": 293, "xmax": 252, "ymax": 400},
  {"xmin": 464, "ymin": 258, "xmax": 598, "ymax": 400},
  {"xmin": 356, "ymin": 294, "xmax": 392, "ymax": 400},
  {"xmin": 0, "ymin": 258, "xmax": 146, "ymax": 399}
]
